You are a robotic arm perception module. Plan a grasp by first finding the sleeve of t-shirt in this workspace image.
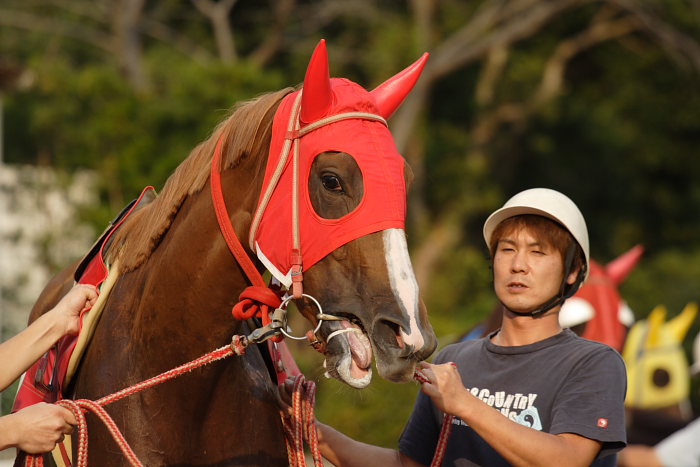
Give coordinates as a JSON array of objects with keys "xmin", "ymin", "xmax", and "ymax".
[
  {"xmin": 549, "ymin": 346, "xmax": 627, "ymax": 458},
  {"xmin": 654, "ymin": 417, "xmax": 700, "ymax": 467}
]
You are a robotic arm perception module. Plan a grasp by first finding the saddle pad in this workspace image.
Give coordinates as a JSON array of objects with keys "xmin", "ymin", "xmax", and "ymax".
[{"xmin": 12, "ymin": 187, "xmax": 155, "ymax": 412}]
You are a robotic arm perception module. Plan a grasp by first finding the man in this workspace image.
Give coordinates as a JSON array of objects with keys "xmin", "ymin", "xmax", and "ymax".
[
  {"xmin": 300, "ymin": 188, "xmax": 627, "ymax": 466},
  {"xmin": 0, "ymin": 283, "xmax": 98, "ymax": 454}
]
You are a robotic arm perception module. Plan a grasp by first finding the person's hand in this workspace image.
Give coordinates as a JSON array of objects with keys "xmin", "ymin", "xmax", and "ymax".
[
  {"xmin": 4, "ymin": 403, "xmax": 76, "ymax": 454},
  {"xmin": 418, "ymin": 361, "xmax": 469, "ymax": 415},
  {"xmin": 50, "ymin": 284, "xmax": 99, "ymax": 336}
]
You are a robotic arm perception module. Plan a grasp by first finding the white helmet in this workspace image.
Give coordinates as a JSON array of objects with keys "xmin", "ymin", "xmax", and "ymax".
[{"xmin": 483, "ymin": 188, "xmax": 590, "ymax": 281}]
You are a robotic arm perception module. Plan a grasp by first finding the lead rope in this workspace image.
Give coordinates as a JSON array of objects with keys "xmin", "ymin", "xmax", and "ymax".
[
  {"xmin": 413, "ymin": 368, "xmax": 454, "ymax": 467},
  {"xmin": 23, "ymin": 341, "xmax": 250, "ymax": 467},
  {"xmin": 277, "ymin": 369, "xmax": 453, "ymax": 467},
  {"xmin": 281, "ymin": 375, "xmax": 324, "ymax": 467}
]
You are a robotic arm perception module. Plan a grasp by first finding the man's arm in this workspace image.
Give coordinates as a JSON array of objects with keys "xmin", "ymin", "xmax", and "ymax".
[
  {"xmin": 315, "ymin": 421, "xmax": 425, "ymax": 467},
  {"xmin": 419, "ymin": 362, "xmax": 601, "ymax": 467}
]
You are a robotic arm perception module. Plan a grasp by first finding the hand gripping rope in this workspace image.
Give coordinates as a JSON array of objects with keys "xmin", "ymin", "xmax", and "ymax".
[
  {"xmin": 24, "ymin": 345, "xmax": 235, "ymax": 467},
  {"xmin": 414, "ymin": 365, "xmax": 456, "ymax": 467},
  {"xmin": 23, "ymin": 336, "xmax": 325, "ymax": 467}
]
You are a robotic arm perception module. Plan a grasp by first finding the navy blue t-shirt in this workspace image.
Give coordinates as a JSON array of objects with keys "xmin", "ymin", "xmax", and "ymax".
[{"xmin": 399, "ymin": 329, "xmax": 627, "ymax": 466}]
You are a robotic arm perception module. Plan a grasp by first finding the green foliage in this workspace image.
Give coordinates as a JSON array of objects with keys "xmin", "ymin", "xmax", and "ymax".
[{"xmin": 5, "ymin": 53, "xmax": 284, "ymax": 225}]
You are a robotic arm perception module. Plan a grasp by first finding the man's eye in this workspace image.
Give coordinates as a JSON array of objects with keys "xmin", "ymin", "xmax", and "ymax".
[{"xmin": 321, "ymin": 174, "xmax": 343, "ymax": 193}]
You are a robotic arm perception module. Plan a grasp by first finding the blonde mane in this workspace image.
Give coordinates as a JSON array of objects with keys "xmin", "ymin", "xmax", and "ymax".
[{"xmin": 106, "ymin": 87, "xmax": 294, "ymax": 272}]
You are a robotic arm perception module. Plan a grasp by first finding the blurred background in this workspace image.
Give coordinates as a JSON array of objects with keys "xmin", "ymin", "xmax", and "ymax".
[{"xmin": 1, "ymin": 0, "xmax": 699, "ymax": 453}]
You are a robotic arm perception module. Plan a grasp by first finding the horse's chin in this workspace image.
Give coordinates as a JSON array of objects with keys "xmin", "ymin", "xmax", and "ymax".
[
  {"xmin": 327, "ymin": 354, "xmax": 373, "ymax": 389},
  {"xmin": 320, "ymin": 317, "xmax": 425, "ymax": 388}
]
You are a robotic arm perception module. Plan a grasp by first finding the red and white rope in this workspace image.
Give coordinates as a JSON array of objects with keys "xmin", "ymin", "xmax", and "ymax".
[
  {"xmin": 414, "ymin": 368, "xmax": 454, "ymax": 467},
  {"xmin": 281, "ymin": 375, "xmax": 324, "ymax": 467},
  {"xmin": 25, "ymin": 344, "xmax": 236, "ymax": 467}
]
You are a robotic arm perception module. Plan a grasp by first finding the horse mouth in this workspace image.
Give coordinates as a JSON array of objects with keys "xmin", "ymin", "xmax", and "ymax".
[{"xmin": 321, "ymin": 314, "xmax": 374, "ymax": 388}]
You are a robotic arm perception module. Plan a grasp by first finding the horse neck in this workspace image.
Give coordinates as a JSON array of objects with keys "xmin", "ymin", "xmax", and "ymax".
[{"xmin": 127, "ymin": 150, "xmax": 269, "ymax": 352}]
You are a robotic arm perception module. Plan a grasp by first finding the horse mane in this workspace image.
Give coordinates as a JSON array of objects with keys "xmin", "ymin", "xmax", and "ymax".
[{"xmin": 106, "ymin": 87, "xmax": 294, "ymax": 272}]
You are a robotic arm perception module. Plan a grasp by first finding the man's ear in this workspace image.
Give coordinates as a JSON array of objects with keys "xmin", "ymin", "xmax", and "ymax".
[{"xmin": 566, "ymin": 266, "xmax": 581, "ymax": 285}]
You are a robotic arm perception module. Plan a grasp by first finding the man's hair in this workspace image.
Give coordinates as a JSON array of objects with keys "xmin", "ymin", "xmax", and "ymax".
[{"xmin": 489, "ymin": 214, "xmax": 585, "ymax": 274}]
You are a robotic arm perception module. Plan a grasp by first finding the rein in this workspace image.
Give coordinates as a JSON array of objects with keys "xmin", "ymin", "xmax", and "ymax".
[
  {"xmin": 24, "ymin": 338, "xmax": 323, "ymax": 467},
  {"xmin": 24, "ymin": 345, "xmax": 237, "ymax": 467}
]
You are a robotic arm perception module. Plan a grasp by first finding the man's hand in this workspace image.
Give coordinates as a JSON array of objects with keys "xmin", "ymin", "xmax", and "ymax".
[
  {"xmin": 1, "ymin": 403, "xmax": 76, "ymax": 454},
  {"xmin": 417, "ymin": 362, "xmax": 470, "ymax": 415}
]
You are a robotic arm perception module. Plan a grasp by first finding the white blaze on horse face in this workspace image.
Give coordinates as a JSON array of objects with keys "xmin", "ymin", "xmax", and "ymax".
[{"xmin": 383, "ymin": 228, "xmax": 425, "ymax": 351}]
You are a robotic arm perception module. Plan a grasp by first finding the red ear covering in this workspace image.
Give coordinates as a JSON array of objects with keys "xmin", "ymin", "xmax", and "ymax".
[
  {"xmin": 371, "ymin": 53, "xmax": 429, "ymax": 119},
  {"xmin": 606, "ymin": 244, "xmax": 644, "ymax": 285},
  {"xmin": 300, "ymin": 39, "xmax": 333, "ymax": 124}
]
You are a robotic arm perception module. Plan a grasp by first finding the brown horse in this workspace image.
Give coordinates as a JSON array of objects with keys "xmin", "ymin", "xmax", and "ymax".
[{"xmin": 18, "ymin": 41, "xmax": 437, "ymax": 466}]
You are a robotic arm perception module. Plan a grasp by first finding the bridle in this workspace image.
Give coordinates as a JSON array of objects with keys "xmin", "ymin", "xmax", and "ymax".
[{"xmin": 209, "ymin": 90, "xmax": 386, "ymax": 343}]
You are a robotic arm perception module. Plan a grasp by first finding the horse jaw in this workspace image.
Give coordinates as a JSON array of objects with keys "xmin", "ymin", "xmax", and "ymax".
[{"xmin": 319, "ymin": 228, "xmax": 436, "ymax": 388}]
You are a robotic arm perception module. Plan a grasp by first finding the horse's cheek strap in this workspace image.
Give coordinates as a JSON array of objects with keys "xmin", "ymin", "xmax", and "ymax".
[{"xmin": 291, "ymin": 250, "xmax": 304, "ymax": 299}]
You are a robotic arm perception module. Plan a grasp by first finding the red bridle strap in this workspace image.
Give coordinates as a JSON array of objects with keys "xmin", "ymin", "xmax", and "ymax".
[
  {"xmin": 210, "ymin": 135, "xmax": 283, "ymax": 330},
  {"xmin": 210, "ymin": 136, "xmax": 265, "ymax": 288}
]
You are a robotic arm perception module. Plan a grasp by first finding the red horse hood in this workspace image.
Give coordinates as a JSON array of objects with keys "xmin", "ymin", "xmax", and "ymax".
[{"xmin": 249, "ymin": 40, "xmax": 426, "ymax": 287}]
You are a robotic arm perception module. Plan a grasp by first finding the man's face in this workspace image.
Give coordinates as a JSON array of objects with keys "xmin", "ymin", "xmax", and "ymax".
[{"xmin": 493, "ymin": 226, "xmax": 574, "ymax": 314}]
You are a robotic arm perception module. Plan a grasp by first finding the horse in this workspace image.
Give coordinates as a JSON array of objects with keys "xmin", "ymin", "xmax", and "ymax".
[{"xmin": 14, "ymin": 40, "xmax": 437, "ymax": 466}]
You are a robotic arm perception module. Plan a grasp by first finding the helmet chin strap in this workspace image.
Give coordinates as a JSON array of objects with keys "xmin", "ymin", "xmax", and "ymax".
[{"xmin": 500, "ymin": 244, "xmax": 585, "ymax": 318}]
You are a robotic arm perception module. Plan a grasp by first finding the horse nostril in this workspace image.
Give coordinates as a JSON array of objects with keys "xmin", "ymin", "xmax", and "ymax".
[
  {"xmin": 396, "ymin": 330, "xmax": 405, "ymax": 349},
  {"xmin": 379, "ymin": 319, "xmax": 406, "ymax": 349}
]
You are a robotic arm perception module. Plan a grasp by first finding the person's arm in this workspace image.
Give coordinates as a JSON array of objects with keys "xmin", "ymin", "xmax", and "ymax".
[
  {"xmin": 280, "ymin": 379, "xmax": 424, "ymax": 467},
  {"xmin": 617, "ymin": 445, "xmax": 663, "ymax": 467},
  {"xmin": 315, "ymin": 421, "xmax": 424, "ymax": 467},
  {"xmin": 0, "ymin": 402, "xmax": 76, "ymax": 453},
  {"xmin": 419, "ymin": 362, "xmax": 601, "ymax": 467},
  {"xmin": 0, "ymin": 283, "xmax": 98, "ymax": 391}
]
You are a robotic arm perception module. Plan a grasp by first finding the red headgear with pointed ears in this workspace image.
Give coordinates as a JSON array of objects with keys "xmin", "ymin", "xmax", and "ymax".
[{"xmin": 249, "ymin": 40, "xmax": 428, "ymax": 287}]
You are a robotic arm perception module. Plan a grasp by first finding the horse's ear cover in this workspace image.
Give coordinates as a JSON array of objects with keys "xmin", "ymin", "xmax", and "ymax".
[
  {"xmin": 300, "ymin": 40, "xmax": 333, "ymax": 124},
  {"xmin": 371, "ymin": 53, "xmax": 428, "ymax": 119},
  {"xmin": 251, "ymin": 40, "xmax": 428, "ymax": 287}
]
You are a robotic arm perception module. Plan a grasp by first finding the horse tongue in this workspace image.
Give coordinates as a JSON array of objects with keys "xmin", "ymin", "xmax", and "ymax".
[{"xmin": 342, "ymin": 320, "xmax": 372, "ymax": 371}]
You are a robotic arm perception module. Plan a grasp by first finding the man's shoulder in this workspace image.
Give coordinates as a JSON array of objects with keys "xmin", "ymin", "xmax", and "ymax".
[
  {"xmin": 565, "ymin": 332, "xmax": 623, "ymax": 357},
  {"xmin": 557, "ymin": 331, "xmax": 626, "ymax": 370},
  {"xmin": 433, "ymin": 337, "xmax": 485, "ymax": 364}
]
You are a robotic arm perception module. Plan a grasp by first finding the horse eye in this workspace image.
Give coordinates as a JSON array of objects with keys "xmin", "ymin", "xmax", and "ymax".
[{"xmin": 321, "ymin": 174, "xmax": 344, "ymax": 193}]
